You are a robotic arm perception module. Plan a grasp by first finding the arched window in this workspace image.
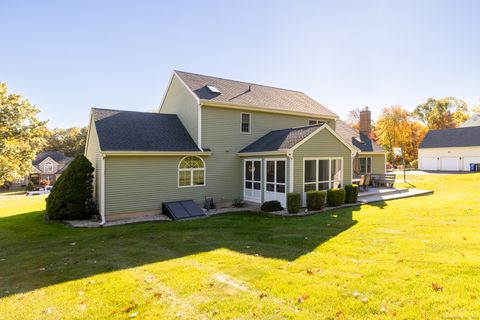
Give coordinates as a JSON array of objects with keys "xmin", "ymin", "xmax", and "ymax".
[
  {"xmin": 178, "ymin": 156, "xmax": 205, "ymax": 187},
  {"xmin": 44, "ymin": 161, "xmax": 54, "ymax": 173}
]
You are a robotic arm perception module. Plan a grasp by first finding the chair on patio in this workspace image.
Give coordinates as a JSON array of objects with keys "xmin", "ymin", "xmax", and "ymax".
[{"xmin": 358, "ymin": 174, "xmax": 371, "ymax": 192}]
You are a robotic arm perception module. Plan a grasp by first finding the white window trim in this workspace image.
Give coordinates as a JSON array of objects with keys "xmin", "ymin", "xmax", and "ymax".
[
  {"xmin": 264, "ymin": 158, "xmax": 287, "ymax": 194},
  {"xmin": 177, "ymin": 156, "xmax": 206, "ymax": 188},
  {"xmin": 240, "ymin": 112, "xmax": 251, "ymax": 134},
  {"xmin": 359, "ymin": 156, "xmax": 372, "ymax": 174},
  {"xmin": 302, "ymin": 157, "xmax": 344, "ymax": 203},
  {"xmin": 308, "ymin": 119, "xmax": 325, "ymax": 125}
]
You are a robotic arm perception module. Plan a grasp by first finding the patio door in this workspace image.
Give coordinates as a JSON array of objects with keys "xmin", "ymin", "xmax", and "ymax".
[
  {"xmin": 244, "ymin": 159, "xmax": 262, "ymax": 203},
  {"xmin": 264, "ymin": 159, "xmax": 286, "ymax": 207}
]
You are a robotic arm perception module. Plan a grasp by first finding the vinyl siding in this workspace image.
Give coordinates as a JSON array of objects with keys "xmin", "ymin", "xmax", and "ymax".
[
  {"xmin": 370, "ymin": 154, "xmax": 386, "ymax": 173},
  {"xmin": 201, "ymin": 106, "xmax": 335, "ymax": 202},
  {"xmin": 85, "ymin": 122, "xmax": 103, "ymax": 204},
  {"xmin": 159, "ymin": 75, "xmax": 199, "ymax": 145},
  {"xmin": 104, "ymin": 155, "xmax": 216, "ymax": 216},
  {"xmin": 292, "ymin": 129, "xmax": 353, "ymax": 204}
]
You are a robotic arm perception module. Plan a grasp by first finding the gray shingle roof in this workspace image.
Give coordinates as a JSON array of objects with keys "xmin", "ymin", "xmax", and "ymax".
[
  {"xmin": 92, "ymin": 108, "xmax": 201, "ymax": 152},
  {"xmin": 419, "ymin": 126, "xmax": 480, "ymax": 148},
  {"xmin": 175, "ymin": 71, "xmax": 338, "ymax": 118},
  {"xmin": 239, "ymin": 125, "xmax": 322, "ymax": 153},
  {"xmin": 33, "ymin": 151, "xmax": 69, "ymax": 165},
  {"xmin": 335, "ymin": 120, "xmax": 385, "ymax": 153}
]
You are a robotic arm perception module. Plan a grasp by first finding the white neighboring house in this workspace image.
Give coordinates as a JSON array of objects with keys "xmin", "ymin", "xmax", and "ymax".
[
  {"xmin": 459, "ymin": 114, "xmax": 480, "ymax": 128},
  {"xmin": 418, "ymin": 126, "xmax": 480, "ymax": 171}
]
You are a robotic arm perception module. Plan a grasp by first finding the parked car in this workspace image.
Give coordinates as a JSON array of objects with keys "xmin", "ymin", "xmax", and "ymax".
[{"xmin": 26, "ymin": 186, "xmax": 52, "ymax": 196}]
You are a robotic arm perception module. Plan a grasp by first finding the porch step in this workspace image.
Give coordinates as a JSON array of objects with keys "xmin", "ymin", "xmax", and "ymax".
[
  {"xmin": 358, "ymin": 188, "xmax": 433, "ymax": 204},
  {"xmin": 358, "ymin": 187, "xmax": 409, "ymax": 200}
]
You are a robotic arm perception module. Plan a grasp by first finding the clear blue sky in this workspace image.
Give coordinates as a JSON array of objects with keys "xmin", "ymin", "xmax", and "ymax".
[{"xmin": 2, "ymin": 0, "xmax": 479, "ymax": 128}]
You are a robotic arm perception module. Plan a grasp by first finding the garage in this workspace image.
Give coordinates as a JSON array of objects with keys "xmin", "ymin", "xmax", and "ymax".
[
  {"xmin": 463, "ymin": 157, "xmax": 480, "ymax": 171},
  {"xmin": 440, "ymin": 157, "xmax": 459, "ymax": 171},
  {"xmin": 418, "ymin": 126, "xmax": 480, "ymax": 172},
  {"xmin": 420, "ymin": 157, "xmax": 437, "ymax": 171}
]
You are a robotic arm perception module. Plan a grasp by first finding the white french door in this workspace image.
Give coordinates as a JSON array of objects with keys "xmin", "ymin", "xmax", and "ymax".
[
  {"xmin": 244, "ymin": 159, "xmax": 262, "ymax": 203},
  {"xmin": 264, "ymin": 159, "xmax": 287, "ymax": 207}
]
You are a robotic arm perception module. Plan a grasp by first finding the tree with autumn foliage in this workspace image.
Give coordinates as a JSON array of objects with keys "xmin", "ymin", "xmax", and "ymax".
[
  {"xmin": 374, "ymin": 106, "xmax": 427, "ymax": 164},
  {"xmin": 0, "ymin": 83, "xmax": 48, "ymax": 184},
  {"xmin": 413, "ymin": 97, "xmax": 469, "ymax": 129},
  {"xmin": 345, "ymin": 108, "xmax": 361, "ymax": 129}
]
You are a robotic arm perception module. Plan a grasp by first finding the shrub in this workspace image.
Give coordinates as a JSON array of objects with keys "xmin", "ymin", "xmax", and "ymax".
[
  {"xmin": 306, "ymin": 190, "xmax": 326, "ymax": 210},
  {"xmin": 327, "ymin": 188, "xmax": 346, "ymax": 207},
  {"xmin": 344, "ymin": 184, "xmax": 359, "ymax": 203},
  {"xmin": 411, "ymin": 159, "xmax": 418, "ymax": 169},
  {"xmin": 45, "ymin": 155, "xmax": 95, "ymax": 220},
  {"xmin": 25, "ymin": 181, "xmax": 35, "ymax": 191},
  {"xmin": 261, "ymin": 200, "xmax": 283, "ymax": 212},
  {"xmin": 286, "ymin": 193, "xmax": 300, "ymax": 214},
  {"xmin": 232, "ymin": 198, "xmax": 246, "ymax": 208}
]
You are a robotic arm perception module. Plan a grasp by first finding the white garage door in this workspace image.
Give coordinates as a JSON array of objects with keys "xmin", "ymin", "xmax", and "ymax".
[
  {"xmin": 463, "ymin": 157, "xmax": 480, "ymax": 171},
  {"xmin": 420, "ymin": 157, "xmax": 437, "ymax": 170},
  {"xmin": 440, "ymin": 157, "xmax": 459, "ymax": 171}
]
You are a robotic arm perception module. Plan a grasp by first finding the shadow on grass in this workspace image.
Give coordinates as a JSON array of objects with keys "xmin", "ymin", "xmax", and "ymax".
[{"xmin": 0, "ymin": 203, "xmax": 377, "ymax": 298}]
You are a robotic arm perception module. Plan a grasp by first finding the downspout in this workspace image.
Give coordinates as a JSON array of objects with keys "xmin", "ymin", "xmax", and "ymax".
[{"xmin": 99, "ymin": 155, "xmax": 106, "ymax": 226}]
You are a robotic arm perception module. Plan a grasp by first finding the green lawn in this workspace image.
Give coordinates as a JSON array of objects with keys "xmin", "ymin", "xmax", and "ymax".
[{"xmin": 0, "ymin": 174, "xmax": 479, "ymax": 319}]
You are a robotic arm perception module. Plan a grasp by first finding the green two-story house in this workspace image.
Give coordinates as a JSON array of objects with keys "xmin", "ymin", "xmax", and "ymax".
[{"xmin": 85, "ymin": 71, "xmax": 386, "ymax": 222}]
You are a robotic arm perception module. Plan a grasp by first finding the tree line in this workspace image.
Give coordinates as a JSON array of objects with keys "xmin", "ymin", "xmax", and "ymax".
[
  {"xmin": 1, "ymin": 83, "xmax": 87, "ymax": 186},
  {"xmin": 346, "ymin": 97, "xmax": 479, "ymax": 164}
]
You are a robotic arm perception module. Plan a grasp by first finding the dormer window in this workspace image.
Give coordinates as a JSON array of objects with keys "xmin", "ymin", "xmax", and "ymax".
[
  {"xmin": 241, "ymin": 113, "xmax": 251, "ymax": 133},
  {"xmin": 309, "ymin": 119, "xmax": 325, "ymax": 126},
  {"xmin": 206, "ymin": 85, "xmax": 221, "ymax": 94}
]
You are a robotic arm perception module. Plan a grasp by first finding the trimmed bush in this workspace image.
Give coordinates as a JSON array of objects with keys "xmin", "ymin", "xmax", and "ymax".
[
  {"xmin": 45, "ymin": 155, "xmax": 95, "ymax": 220},
  {"xmin": 25, "ymin": 181, "xmax": 34, "ymax": 191},
  {"xmin": 261, "ymin": 200, "xmax": 283, "ymax": 212},
  {"xmin": 344, "ymin": 184, "xmax": 359, "ymax": 204},
  {"xmin": 306, "ymin": 190, "xmax": 327, "ymax": 210},
  {"xmin": 327, "ymin": 188, "xmax": 346, "ymax": 207},
  {"xmin": 287, "ymin": 192, "xmax": 300, "ymax": 214}
]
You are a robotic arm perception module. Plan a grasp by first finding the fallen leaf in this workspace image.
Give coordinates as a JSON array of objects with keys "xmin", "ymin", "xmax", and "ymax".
[
  {"xmin": 380, "ymin": 306, "xmax": 387, "ymax": 313},
  {"xmin": 432, "ymin": 283, "xmax": 444, "ymax": 292},
  {"xmin": 415, "ymin": 272, "xmax": 420, "ymax": 277},
  {"xmin": 43, "ymin": 307, "xmax": 54, "ymax": 314},
  {"xmin": 353, "ymin": 291, "xmax": 360, "ymax": 297},
  {"xmin": 154, "ymin": 291, "xmax": 162, "ymax": 298},
  {"xmin": 361, "ymin": 297, "xmax": 368, "ymax": 303},
  {"xmin": 80, "ymin": 302, "xmax": 87, "ymax": 311},
  {"xmin": 297, "ymin": 294, "xmax": 309, "ymax": 303},
  {"xmin": 70, "ymin": 242, "xmax": 76, "ymax": 246},
  {"xmin": 463, "ymin": 236, "xmax": 468, "ymax": 240},
  {"xmin": 39, "ymin": 267, "xmax": 46, "ymax": 271},
  {"xmin": 259, "ymin": 292, "xmax": 267, "ymax": 299},
  {"xmin": 336, "ymin": 310, "xmax": 344, "ymax": 317},
  {"xmin": 78, "ymin": 290, "xmax": 84, "ymax": 296},
  {"xmin": 129, "ymin": 312, "xmax": 138, "ymax": 318},
  {"xmin": 306, "ymin": 268, "xmax": 320, "ymax": 275}
]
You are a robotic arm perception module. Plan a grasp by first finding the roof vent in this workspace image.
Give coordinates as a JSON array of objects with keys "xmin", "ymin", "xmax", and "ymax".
[{"xmin": 206, "ymin": 85, "xmax": 221, "ymax": 94}]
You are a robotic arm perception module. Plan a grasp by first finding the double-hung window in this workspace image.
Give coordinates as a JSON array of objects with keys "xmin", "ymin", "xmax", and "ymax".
[
  {"xmin": 308, "ymin": 119, "xmax": 325, "ymax": 126},
  {"xmin": 241, "ymin": 113, "xmax": 251, "ymax": 133},
  {"xmin": 359, "ymin": 157, "xmax": 371, "ymax": 174}
]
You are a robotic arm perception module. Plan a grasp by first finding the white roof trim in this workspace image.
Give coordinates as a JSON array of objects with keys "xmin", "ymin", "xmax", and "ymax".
[
  {"xmin": 158, "ymin": 71, "xmax": 201, "ymax": 114},
  {"xmin": 290, "ymin": 124, "xmax": 360, "ymax": 153}
]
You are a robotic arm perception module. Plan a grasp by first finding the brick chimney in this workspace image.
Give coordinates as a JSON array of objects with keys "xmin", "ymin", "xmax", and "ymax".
[{"xmin": 359, "ymin": 107, "xmax": 371, "ymax": 136}]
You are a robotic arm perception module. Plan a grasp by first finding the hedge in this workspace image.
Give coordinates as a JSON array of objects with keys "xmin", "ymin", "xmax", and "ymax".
[
  {"xmin": 344, "ymin": 184, "xmax": 359, "ymax": 203},
  {"xmin": 287, "ymin": 192, "xmax": 300, "ymax": 214},
  {"xmin": 45, "ymin": 155, "xmax": 95, "ymax": 220},
  {"xmin": 306, "ymin": 190, "xmax": 327, "ymax": 210},
  {"xmin": 261, "ymin": 200, "xmax": 283, "ymax": 212},
  {"xmin": 327, "ymin": 188, "xmax": 346, "ymax": 207}
]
